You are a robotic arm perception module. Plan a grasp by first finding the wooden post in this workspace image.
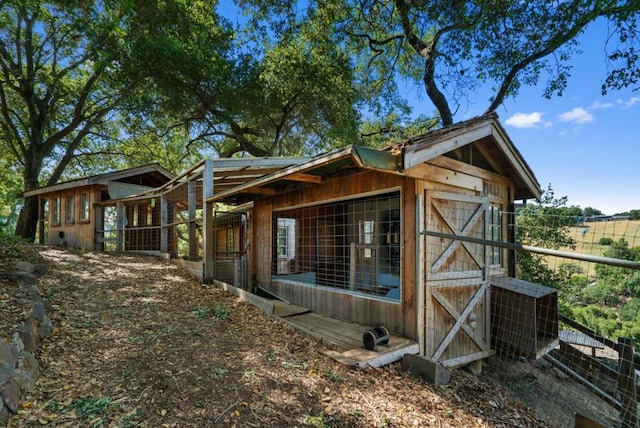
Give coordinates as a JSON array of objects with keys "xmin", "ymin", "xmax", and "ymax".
[
  {"xmin": 160, "ymin": 195, "xmax": 168, "ymax": 254},
  {"xmin": 116, "ymin": 202, "xmax": 124, "ymax": 252},
  {"xmin": 415, "ymin": 193, "xmax": 425, "ymax": 356},
  {"xmin": 94, "ymin": 205, "xmax": 103, "ymax": 251},
  {"xmin": 188, "ymin": 178, "xmax": 197, "ymax": 260},
  {"xmin": 202, "ymin": 160, "xmax": 214, "ymax": 281},
  {"xmin": 618, "ymin": 337, "xmax": 638, "ymax": 428}
]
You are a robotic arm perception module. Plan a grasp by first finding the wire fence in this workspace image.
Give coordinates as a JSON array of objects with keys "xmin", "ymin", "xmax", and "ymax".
[{"xmin": 474, "ymin": 210, "xmax": 640, "ymax": 428}]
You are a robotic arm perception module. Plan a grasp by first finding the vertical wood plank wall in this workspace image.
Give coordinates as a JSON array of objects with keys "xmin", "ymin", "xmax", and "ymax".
[
  {"xmin": 41, "ymin": 185, "xmax": 99, "ymax": 250},
  {"xmin": 253, "ymin": 170, "xmax": 417, "ymax": 339}
]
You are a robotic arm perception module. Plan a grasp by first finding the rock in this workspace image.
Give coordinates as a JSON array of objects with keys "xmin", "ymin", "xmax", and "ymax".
[
  {"xmin": 14, "ymin": 261, "xmax": 35, "ymax": 274},
  {"xmin": 31, "ymin": 302, "xmax": 53, "ymax": 338},
  {"xmin": 23, "ymin": 286, "xmax": 43, "ymax": 304},
  {"xmin": 14, "ymin": 271, "xmax": 37, "ymax": 284},
  {"xmin": 0, "ymin": 378, "xmax": 21, "ymax": 413},
  {"xmin": 15, "ymin": 352, "xmax": 39, "ymax": 391},
  {"xmin": 0, "ymin": 400, "xmax": 9, "ymax": 426},
  {"xmin": 11, "ymin": 333, "xmax": 24, "ymax": 354},
  {"xmin": 20, "ymin": 320, "xmax": 39, "ymax": 353},
  {"xmin": 0, "ymin": 339, "xmax": 18, "ymax": 384}
]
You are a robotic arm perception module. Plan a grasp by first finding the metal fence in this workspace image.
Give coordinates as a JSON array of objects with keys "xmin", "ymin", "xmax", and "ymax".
[{"xmin": 423, "ymin": 207, "xmax": 640, "ymax": 427}]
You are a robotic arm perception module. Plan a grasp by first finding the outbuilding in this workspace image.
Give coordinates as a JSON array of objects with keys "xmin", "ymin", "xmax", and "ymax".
[
  {"xmin": 24, "ymin": 164, "xmax": 173, "ymax": 251},
  {"xmin": 205, "ymin": 113, "xmax": 543, "ymax": 368}
]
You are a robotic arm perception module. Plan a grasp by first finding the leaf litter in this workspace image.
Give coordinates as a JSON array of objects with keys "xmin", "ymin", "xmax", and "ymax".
[{"xmin": 5, "ymin": 247, "xmax": 545, "ymax": 427}]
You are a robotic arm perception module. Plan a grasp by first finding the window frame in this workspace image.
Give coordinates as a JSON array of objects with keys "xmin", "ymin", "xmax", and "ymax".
[
  {"xmin": 51, "ymin": 197, "xmax": 61, "ymax": 225},
  {"xmin": 271, "ymin": 189, "xmax": 402, "ymax": 302},
  {"xmin": 79, "ymin": 192, "xmax": 90, "ymax": 222}
]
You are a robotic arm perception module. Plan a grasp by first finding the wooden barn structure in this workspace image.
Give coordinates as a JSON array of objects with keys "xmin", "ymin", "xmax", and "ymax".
[
  {"xmin": 24, "ymin": 164, "xmax": 173, "ymax": 251},
  {"xmin": 202, "ymin": 113, "xmax": 543, "ymax": 368},
  {"xmin": 26, "ymin": 114, "xmax": 548, "ymax": 369}
]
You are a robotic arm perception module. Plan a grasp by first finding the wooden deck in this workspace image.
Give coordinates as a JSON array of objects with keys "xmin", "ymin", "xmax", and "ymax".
[{"xmin": 274, "ymin": 301, "xmax": 419, "ymax": 368}]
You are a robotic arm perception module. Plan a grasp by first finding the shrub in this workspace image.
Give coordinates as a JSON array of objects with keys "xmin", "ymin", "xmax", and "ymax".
[{"xmin": 598, "ymin": 237, "xmax": 614, "ymax": 245}]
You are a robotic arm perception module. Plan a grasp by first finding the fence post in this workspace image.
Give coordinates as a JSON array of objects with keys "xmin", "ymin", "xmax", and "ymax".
[{"xmin": 618, "ymin": 337, "xmax": 638, "ymax": 428}]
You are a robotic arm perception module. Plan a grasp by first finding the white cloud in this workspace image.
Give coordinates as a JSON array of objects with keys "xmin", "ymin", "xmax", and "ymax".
[
  {"xmin": 589, "ymin": 101, "xmax": 613, "ymax": 110},
  {"xmin": 558, "ymin": 107, "xmax": 593, "ymax": 124},
  {"xmin": 505, "ymin": 112, "xmax": 544, "ymax": 128},
  {"xmin": 625, "ymin": 97, "xmax": 640, "ymax": 108}
]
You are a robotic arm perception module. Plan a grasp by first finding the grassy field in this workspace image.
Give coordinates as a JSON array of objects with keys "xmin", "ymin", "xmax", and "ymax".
[{"xmin": 544, "ymin": 220, "xmax": 640, "ymax": 280}]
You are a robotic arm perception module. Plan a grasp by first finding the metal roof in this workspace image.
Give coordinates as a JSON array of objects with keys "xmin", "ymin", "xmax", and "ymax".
[
  {"xmin": 206, "ymin": 145, "xmax": 402, "ymax": 205},
  {"xmin": 119, "ymin": 157, "xmax": 311, "ymax": 207},
  {"xmin": 23, "ymin": 163, "xmax": 174, "ymax": 197}
]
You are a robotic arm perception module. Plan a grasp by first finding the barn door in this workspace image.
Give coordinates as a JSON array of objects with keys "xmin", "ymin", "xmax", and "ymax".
[{"xmin": 424, "ymin": 191, "xmax": 493, "ymax": 368}]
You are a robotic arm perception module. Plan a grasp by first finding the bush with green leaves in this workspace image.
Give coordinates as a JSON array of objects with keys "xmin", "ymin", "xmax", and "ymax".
[{"xmin": 598, "ymin": 237, "xmax": 614, "ymax": 245}]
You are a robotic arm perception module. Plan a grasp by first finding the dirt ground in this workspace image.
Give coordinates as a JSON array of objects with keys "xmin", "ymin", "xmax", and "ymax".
[{"xmin": 2, "ymin": 246, "xmax": 546, "ymax": 427}]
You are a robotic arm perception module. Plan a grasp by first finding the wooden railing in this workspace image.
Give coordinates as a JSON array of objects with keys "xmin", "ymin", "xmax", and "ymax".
[{"xmin": 548, "ymin": 314, "xmax": 638, "ymax": 428}]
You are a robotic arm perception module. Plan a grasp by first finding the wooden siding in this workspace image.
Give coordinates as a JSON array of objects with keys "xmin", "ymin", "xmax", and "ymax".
[
  {"xmin": 43, "ymin": 185, "xmax": 100, "ymax": 250},
  {"xmin": 254, "ymin": 170, "xmax": 417, "ymax": 339}
]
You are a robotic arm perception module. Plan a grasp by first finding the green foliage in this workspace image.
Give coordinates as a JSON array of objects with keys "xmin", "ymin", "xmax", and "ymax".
[
  {"xmin": 193, "ymin": 304, "xmax": 229, "ymax": 320},
  {"xmin": 515, "ymin": 185, "xmax": 578, "ymax": 285},
  {"xmin": 211, "ymin": 367, "xmax": 228, "ymax": 379},
  {"xmin": 620, "ymin": 298, "xmax": 640, "ymax": 322},
  {"xmin": 0, "ymin": 231, "xmax": 26, "ymax": 258},
  {"xmin": 598, "ymin": 237, "xmax": 614, "ymax": 245},
  {"xmin": 48, "ymin": 396, "xmax": 114, "ymax": 424},
  {"xmin": 323, "ymin": 369, "xmax": 342, "ymax": 382},
  {"xmin": 582, "ymin": 207, "xmax": 604, "ymax": 217},
  {"xmin": 240, "ymin": 1, "xmax": 640, "ymax": 125}
]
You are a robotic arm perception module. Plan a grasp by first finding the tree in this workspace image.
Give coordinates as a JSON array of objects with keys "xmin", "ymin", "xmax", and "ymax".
[
  {"xmin": 0, "ymin": 1, "xmax": 134, "ymax": 240},
  {"xmin": 241, "ymin": 0, "xmax": 640, "ymax": 126},
  {"xmin": 515, "ymin": 185, "xmax": 579, "ymax": 287},
  {"xmin": 123, "ymin": 0, "xmax": 362, "ymax": 158},
  {"xmin": 583, "ymin": 206, "xmax": 604, "ymax": 217}
]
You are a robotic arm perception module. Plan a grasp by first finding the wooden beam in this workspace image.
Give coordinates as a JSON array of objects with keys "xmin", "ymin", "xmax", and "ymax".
[
  {"xmin": 404, "ymin": 125, "xmax": 493, "ymax": 169},
  {"xmin": 116, "ymin": 202, "xmax": 124, "ymax": 252},
  {"xmin": 286, "ymin": 172, "xmax": 322, "ymax": 184},
  {"xmin": 202, "ymin": 160, "xmax": 214, "ymax": 280},
  {"xmin": 244, "ymin": 187, "xmax": 276, "ymax": 195},
  {"xmin": 160, "ymin": 195, "xmax": 168, "ymax": 254},
  {"xmin": 404, "ymin": 163, "xmax": 482, "ymax": 192},
  {"xmin": 188, "ymin": 178, "xmax": 197, "ymax": 259},
  {"xmin": 428, "ymin": 156, "xmax": 511, "ymax": 186}
]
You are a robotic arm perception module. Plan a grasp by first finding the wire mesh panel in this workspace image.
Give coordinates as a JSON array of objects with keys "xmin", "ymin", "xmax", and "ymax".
[
  {"xmin": 481, "ymin": 209, "xmax": 640, "ymax": 428},
  {"xmin": 212, "ymin": 211, "xmax": 248, "ymax": 289},
  {"xmin": 271, "ymin": 191, "xmax": 402, "ymax": 300}
]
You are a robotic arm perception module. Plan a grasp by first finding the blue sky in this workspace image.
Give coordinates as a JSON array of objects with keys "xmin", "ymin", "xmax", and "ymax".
[
  {"xmin": 421, "ymin": 20, "xmax": 639, "ymax": 215},
  {"xmin": 219, "ymin": 3, "xmax": 637, "ymax": 214}
]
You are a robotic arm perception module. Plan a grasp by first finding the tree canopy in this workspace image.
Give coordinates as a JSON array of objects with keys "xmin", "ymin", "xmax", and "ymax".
[
  {"xmin": 2, "ymin": 0, "xmax": 639, "ymax": 240},
  {"xmin": 240, "ymin": 0, "xmax": 640, "ymax": 126}
]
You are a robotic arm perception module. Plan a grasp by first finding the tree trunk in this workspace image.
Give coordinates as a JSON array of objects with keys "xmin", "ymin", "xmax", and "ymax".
[
  {"xmin": 15, "ymin": 195, "xmax": 39, "ymax": 241},
  {"xmin": 14, "ymin": 160, "xmax": 42, "ymax": 241}
]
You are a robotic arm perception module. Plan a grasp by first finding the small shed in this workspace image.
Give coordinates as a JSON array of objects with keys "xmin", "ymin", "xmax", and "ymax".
[
  {"xmin": 490, "ymin": 276, "xmax": 559, "ymax": 359},
  {"xmin": 24, "ymin": 164, "xmax": 173, "ymax": 250},
  {"xmin": 205, "ymin": 113, "xmax": 546, "ymax": 369}
]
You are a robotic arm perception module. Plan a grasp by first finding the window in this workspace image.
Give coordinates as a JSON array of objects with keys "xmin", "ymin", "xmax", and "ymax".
[
  {"xmin": 146, "ymin": 205, "xmax": 153, "ymax": 225},
  {"xmin": 80, "ymin": 193, "xmax": 90, "ymax": 221},
  {"xmin": 272, "ymin": 191, "xmax": 401, "ymax": 300},
  {"xmin": 52, "ymin": 197, "xmax": 61, "ymax": 224},
  {"xmin": 359, "ymin": 219, "xmax": 375, "ymax": 258},
  {"xmin": 226, "ymin": 228, "xmax": 234, "ymax": 253},
  {"xmin": 488, "ymin": 205, "xmax": 502, "ymax": 265},
  {"xmin": 65, "ymin": 195, "xmax": 75, "ymax": 223},
  {"xmin": 277, "ymin": 227, "xmax": 288, "ymax": 256},
  {"xmin": 131, "ymin": 205, "xmax": 138, "ymax": 227}
]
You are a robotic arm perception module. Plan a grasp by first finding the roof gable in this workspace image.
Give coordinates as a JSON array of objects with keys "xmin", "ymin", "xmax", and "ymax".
[
  {"xmin": 402, "ymin": 113, "xmax": 541, "ymax": 200},
  {"xmin": 23, "ymin": 163, "xmax": 174, "ymax": 197},
  {"xmin": 208, "ymin": 114, "xmax": 541, "ymax": 204}
]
